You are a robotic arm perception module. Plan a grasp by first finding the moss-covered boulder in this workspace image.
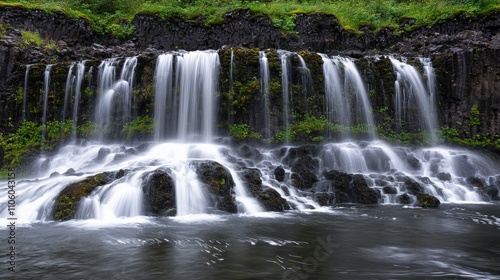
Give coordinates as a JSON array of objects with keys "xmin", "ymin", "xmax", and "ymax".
[
  {"xmin": 416, "ymin": 194, "xmax": 441, "ymax": 208},
  {"xmin": 283, "ymin": 145, "xmax": 319, "ymax": 190},
  {"xmin": 258, "ymin": 188, "xmax": 290, "ymax": 211},
  {"xmin": 314, "ymin": 192, "xmax": 335, "ymax": 206},
  {"xmin": 142, "ymin": 169, "xmax": 176, "ymax": 216},
  {"xmin": 192, "ymin": 160, "xmax": 238, "ymax": 213},
  {"xmin": 53, "ymin": 172, "xmax": 111, "ymax": 221},
  {"xmin": 240, "ymin": 168, "xmax": 264, "ymax": 196}
]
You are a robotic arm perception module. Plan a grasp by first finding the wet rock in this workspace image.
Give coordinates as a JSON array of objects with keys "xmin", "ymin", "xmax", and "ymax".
[
  {"xmin": 240, "ymin": 168, "xmax": 263, "ymax": 196},
  {"xmin": 383, "ymin": 186, "xmax": 397, "ymax": 194},
  {"xmin": 416, "ymin": 194, "xmax": 441, "ymax": 208},
  {"xmin": 50, "ymin": 171, "xmax": 60, "ymax": 178},
  {"xmin": 466, "ymin": 176, "xmax": 484, "ymax": 188},
  {"xmin": 258, "ymin": 188, "xmax": 290, "ymax": 211},
  {"xmin": 437, "ymin": 172, "xmax": 451, "ymax": 181},
  {"xmin": 96, "ymin": 147, "xmax": 111, "ymax": 161},
  {"xmin": 142, "ymin": 169, "xmax": 176, "ymax": 216},
  {"xmin": 314, "ymin": 192, "xmax": 335, "ymax": 206},
  {"xmin": 53, "ymin": 172, "xmax": 112, "ymax": 220},
  {"xmin": 323, "ymin": 170, "xmax": 379, "ymax": 204},
  {"xmin": 274, "ymin": 166, "xmax": 285, "ymax": 182},
  {"xmin": 237, "ymin": 144, "xmax": 263, "ymax": 162},
  {"xmin": 283, "ymin": 145, "xmax": 319, "ymax": 190},
  {"xmin": 398, "ymin": 193, "xmax": 412, "ymax": 204},
  {"xmin": 406, "ymin": 154, "xmax": 421, "ymax": 170},
  {"xmin": 404, "ymin": 179, "xmax": 425, "ymax": 197},
  {"xmin": 192, "ymin": 160, "xmax": 237, "ymax": 213},
  {"xmin": 63, "ymin": 168, "xmax": 76, "ymax": 176}
]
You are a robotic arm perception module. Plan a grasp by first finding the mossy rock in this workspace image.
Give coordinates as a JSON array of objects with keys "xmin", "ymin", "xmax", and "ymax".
[
  {"xmin": 191, "ymin": 160, "xmax": 238, "ymax": 213},
  {"xmin": 416, "ymin": 194, "xmax": 441, "ymax": 208},
  {"xmin": 258, "ymin": 188, "xmax": 290, "ymax": 211},
  {"xmin": 142, "ymin": 169, "xmax": 176, "ymax": 216},
  {"xmin": 53, "ymin": 172, "xmax": 111, "ymax": 221}
]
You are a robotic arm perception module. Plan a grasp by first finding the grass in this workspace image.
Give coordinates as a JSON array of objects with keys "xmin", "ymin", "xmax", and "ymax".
[{"xmin": 0, "ymin": 0, "xmax": 499, "ymax": 37}]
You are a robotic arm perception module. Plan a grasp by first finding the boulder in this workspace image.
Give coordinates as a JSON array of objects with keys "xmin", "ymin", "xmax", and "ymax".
[
  {"xmin": 142, "ymin": 169, "xmax": 176, "ymax": 216},
  {"xmin": 53, "ymin": 172, "xmax": 111, "ymax": 220},
  {"xmin": 274, "ymin": 166, "xmax": 285, "ymax": 182},
  {"xmin": 192, "ymin": 160, "xmax": 237, "ymax": 213},
  {"xmin": 314, "ymin": 192, "xmax": 335, "ymax": 206},
  {"xmin": 323, "ymin": 170, "xmax": 379, "ymax": 204},
  {"xmin": 258, "ymin": 188, "xmax": 290, "ymax": 211},
  {"xmin": 416, "ymin": 194, "xmax": 441, "ymax": 208}
]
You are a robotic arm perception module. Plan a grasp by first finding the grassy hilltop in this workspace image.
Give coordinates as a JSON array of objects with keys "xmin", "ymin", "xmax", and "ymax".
[{"xmin": 0, "ymin": 0, "xmax": 499, "ymax": 37}]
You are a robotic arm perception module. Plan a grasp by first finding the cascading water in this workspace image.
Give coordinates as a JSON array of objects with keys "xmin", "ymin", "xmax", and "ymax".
[
  {"xmin": 259, "ymin": 51, "xmax": 271, "ymax": 138},
  {"xmin": 95, "ymin": 57, "xmax": 137, "ymax": 140},
  {"xmin": 176, "ymin": 50, "xmax": 219, "ymax": 142},
  {"xmin": 71, "ymin": 61, "xmax": 86, "ymax": 140},
  {"xmin": 41, "ymin": 64, "xmax": 53, "ymax": 139},
  {"xmin": 297, "ymin": 54, "xmax": 313, "ymax": 112},
  {"xmin": 390, "ymin": 57, "xmax": 438, "ymax": 143},
  {"xmin": 278, "ymin": 50, "xmax": 292, "ymax": 142},
  {"xmin": 1, "ymin": 50, "xmax": 499, "ymax": 225},
  {"xmin": 62, "ymin": 63, "xmax": 75, "ymax": 122},
  {"xmin": 22, "ymin": 64, "xmax": 32, "ymax": 120},
  {"xmin": 153, "ymin": 53, "xmax": 175, "ymax": 141},
  {"xmin": 321, "ymin": 54, "xmax": 376, "ymax": 139}
]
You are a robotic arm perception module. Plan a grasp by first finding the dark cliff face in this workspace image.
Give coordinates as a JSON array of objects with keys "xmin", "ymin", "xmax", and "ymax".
[{"xmin": 0, "ymin": 7, "xmax": 499, "ymax": 142}]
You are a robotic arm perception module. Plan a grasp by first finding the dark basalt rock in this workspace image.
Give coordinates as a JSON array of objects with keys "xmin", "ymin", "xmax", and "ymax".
[
  {"xmin": 274, "ymin": 166, "xmax": 285, "ymax": 182},
  {"xmin": 416, "ymin": 194, "xmax": 441, "ymax": 208},
  {"xmin": 258, "ymin": 188, "xmax": 290, "ymax": 211},
  {"xmin": 141, "ymin": 169, "xmax": 176, "ymax": 216},
  {"xmin": 96, "ymin": 147, "xmax": 111, "ymax": 161},
  {"xmin": 323, "ymin": 170, "xmax": 379, "ymax": 204},
  {"xmin": 283, "ymin": 145, "xmax": 320, "ymax": 190},
  {"xmin": 404, "ymin": 179, "xmax": 425, "ymax": 197},
  {"xmin": 314, "ymin": 192, "xmax": 335, "ymax": 206},
  {"xmin": 398, "ymin": 193, "xmax": 412, "ymax": 204},
  {"xmin": 383, "ymin": 186, "xmax": 398, "ymax": 194},
  {"xmin": 192, "ymin": 160, "xmax": 237, "ymax": 213},
  {"xmin": 437, "ymin": 172, "xmax": 452, "ymax": 181},
  {"xmin": 53, "ymin": 172, "xmax": 113, "ymax": 220},
  {"xmin": 0, "ymin": 145, "xmax": 4, "ymax": 169},
  {"xmin": 240, "ymin": 168, "xmax": 263, "ymax": 196}
]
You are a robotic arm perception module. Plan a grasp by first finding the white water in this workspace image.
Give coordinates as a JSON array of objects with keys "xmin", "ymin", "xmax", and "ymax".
[
  {"xmin": 41, "ymin": 64, "xmax": 53, "ymax": 139},
  {"xmin": 153, "ymin": 53, "xmax": 175, "ymax": 141},
  {"xmin": 391, "ymin": 57, "xmax": 438, "ymax": 143},
  {"xmin": 62, "ymin": 63, "xmax": 75, "ymax": 122},
  {"xmin": 297, "ymin": 54, "xmax": 313, "ymax": 112},
  {"xmin": 22, "ymin": 64, "xmax": 32, "ymax": 120},
  {"xmin": 278, "ymin": 50, "xmax": 292, "ymax": 142},
  {"xmin": 95, "ymin": 57, "xmax": 137, "ymax": 140},
  {"xmin": 259, "ymin": 51, "xmax": 271, "ymax": 138},
  {"xmin": 72, "ymin": 61, "xmax": 86, "ymax": 140},
  {"xmin": 176, "ymin": 50, "xmax": 220, "ymax": 142}
]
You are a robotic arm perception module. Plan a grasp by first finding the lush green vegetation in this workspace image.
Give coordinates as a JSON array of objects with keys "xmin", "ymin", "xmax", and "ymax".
[
  {"xmin": 0, "ymin": 120, "xmax": 95, "ymax": 176},
  {"xmin": 121, "ymin": 116, "xmax": 154, "ymax": 140},
  {"xmin": 229, "ymin": 124, "xmax": 261, "ymax": 141},
  {"xmin": 1, "ymin": 0, "xmax": 499, "ymax": 37}
]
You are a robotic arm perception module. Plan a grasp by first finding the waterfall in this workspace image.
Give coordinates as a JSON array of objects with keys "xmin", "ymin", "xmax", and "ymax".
[
  {"xmin": 95, "ymin": 57, "xmax": 137, "ymax": 140},
  {"xmin": 176, "ymin": 50, "xmax": 220, "ymax": 142},
  {"xmin": 390, "ymin": 57, "xmax": 438, "ymax": 143},
  {"xmin": 278, "ymin": 50, "xmax": 292, "ymax": 142},
  {"xmin": 72, "ymin": 61, "xmax": 86, "ymax": 140},
  {"xmin": 62, "ymin": 63, "xmax": 75, "ymax": 122},
  {"xmin": 321, "ymin": 55, "xmax": 375, "ymax": 139},
  {"xmin": 41, "ymin": 64, "xmax": 53, "ymax": 139},
  {"xmin": 22, "ymin": 64, "xmax": 32, "ymax": 121},
  {"xmin": 297, "ymin": 54, "xmax": 313, "ymax": 112},
  {"xmin": 153, "ymin": 54, "xmax": 175, "ymax": 141},
  {"xmin": 259, "ymin": 51, "xmax": 271, "ymax": 138}
]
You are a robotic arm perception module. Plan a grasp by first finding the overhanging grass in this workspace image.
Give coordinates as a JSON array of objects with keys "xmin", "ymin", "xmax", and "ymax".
[{"xmin": 0, "ymin": 0, "xmax": 499, "ymax": 36}]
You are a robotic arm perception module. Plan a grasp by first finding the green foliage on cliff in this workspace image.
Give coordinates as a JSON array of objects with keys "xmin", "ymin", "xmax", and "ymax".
[
  {"xmin": 229, "ymin": 124, "xmax": 261, "ymax": 141},
  {"xmin": 120, "ymin": 116, "xmax": 154, "ymax": 140},
  {"xmin": 0, "ymin": 120, "xmax": 95, "ymax": 177},
  {"xmin": 1, "ymin": 0, "xmax": 499, "ymax": 37}
]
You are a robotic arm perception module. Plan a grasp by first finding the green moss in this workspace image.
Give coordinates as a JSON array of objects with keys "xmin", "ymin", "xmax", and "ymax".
[
  {"xmin": 120, "ymin": 116, "xmax": 154, "ymax": 141},
  {"xmin": 20, "ymin": 30, "xmax": 42, "ymax": 46},
  {"xmin": 53, "ymin": 173, "xmax": 108, "ymax": 221},
  {"xmin": 470, "ymin": 104, "xmax": 480, "ymax": 126},
  {"xmin": 229, "ymin": 124, "xmax": 261, "ymax": 141}
]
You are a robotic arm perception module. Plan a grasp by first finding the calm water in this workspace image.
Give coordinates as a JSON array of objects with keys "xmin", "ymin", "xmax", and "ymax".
[{"xmin": 3, "ymin": 204, "xmax": 500, "ymax": 280}]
